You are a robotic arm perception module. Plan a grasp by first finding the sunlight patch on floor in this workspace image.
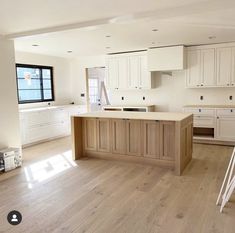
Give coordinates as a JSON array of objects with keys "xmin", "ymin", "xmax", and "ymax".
[{"xmin": 24, "ymin": 150, "xmax": 77, "ymax": 189}]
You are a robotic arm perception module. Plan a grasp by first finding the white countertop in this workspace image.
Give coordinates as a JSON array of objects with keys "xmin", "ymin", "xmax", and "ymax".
[
  {"xmin": 19, "ymin": 105, "xmax": 86, "ymax": 113},
  {"xmin": 103, "ymin": 105, "xmax": 154, "ymax": 108},
  {"xmin": 184, "ymin": 105, "xmax": 235, "ymax": 108},
  {"xmin": 75, "ymin": 111, "xmax": 192, "ymax": 121}
]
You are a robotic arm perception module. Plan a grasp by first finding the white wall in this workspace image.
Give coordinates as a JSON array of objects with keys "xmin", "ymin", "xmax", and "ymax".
[
  {"xmin": 0, "ymin": 39, "xmax": 21, "ymax": 149},
  {"xmin": 15, "ymin": 51, "xmax": 72, "ymax": 109},
  {"xmin": 70, "ymin": 55, "xmax": 105, "ymax": 104},
  {"xmin": 71, "ymin": 55, "xmax": 235, "ymax": 112}
]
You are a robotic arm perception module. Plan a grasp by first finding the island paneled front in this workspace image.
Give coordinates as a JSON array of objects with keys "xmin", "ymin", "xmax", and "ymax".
[{"xmin": 71, "ymin": 111, "xmax": 193, "ymax": 175}]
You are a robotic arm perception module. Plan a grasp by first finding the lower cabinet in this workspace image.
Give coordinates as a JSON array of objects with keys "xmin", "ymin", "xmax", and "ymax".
[
  {"xmin": 84, "ymin": 118, "xmax": 97, "ymax": 151},
  {"xmin": 160, "ymin": 121, "xmax": 175, "ymax": 161},
  {"xmin": 83, "ymin": 118, "xmax": 176, "ymax": 161},
  {"xmin": 216, "ymin": 117, "xmax": 235, "ymax": 141},
  {"xmin": 97, "ymin": 118, "xmax": 111, "ymax": 152},
  {"xmin": 111, "ymin": 119, "xmax": 127, "ymax": 154},
  {"xmin": 143, "ymin": 120, "xmax": 161, "ymax": 159},
  {"xmin": 126, "ymin": 120, "xmax": 141, "ymax": 156}
]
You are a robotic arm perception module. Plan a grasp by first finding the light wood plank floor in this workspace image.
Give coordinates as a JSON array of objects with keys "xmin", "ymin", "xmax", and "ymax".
[{"xmin": 0, "ymin": 137, "xmax": 235, "ymax": 233}]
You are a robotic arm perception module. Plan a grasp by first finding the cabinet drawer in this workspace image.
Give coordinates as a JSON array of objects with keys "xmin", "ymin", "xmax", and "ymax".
[
  {"xmin": 216, "ymin": 109, "xmax": 235, "ymax": 116},
  {"xmin": 193, "ymin": 116, "xmax": 215, "ymax": 127},
  {"xmin": 184, "ymin": 108, "xmax": 215, "ymax": 116}
]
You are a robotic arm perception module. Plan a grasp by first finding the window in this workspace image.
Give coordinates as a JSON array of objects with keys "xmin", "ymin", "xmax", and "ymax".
[
  {"xmin": 16, "ymin": 64, "xmax": 54, "ymax": 104},
  {"xmin": 88, "ymin": 78, "xmax": 99, "ymax": 104}
]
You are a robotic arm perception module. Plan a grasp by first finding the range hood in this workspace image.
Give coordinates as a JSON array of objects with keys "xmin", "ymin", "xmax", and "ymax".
[{"xmin": 147, "ymin": 45, "xmax": 186, "ymax": 72}]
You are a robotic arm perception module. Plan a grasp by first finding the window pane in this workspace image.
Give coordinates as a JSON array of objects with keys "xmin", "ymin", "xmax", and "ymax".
[
  {"xmin": 18, "ymin": 78, "xmax": 41, "ymax": 89},
  {"xmin": 44, "ymin": 90, "xmax": 52, "ymax": 100},
  {"xmin": 43, "ymin": 79, "xmax": 52, "ymax": 89},
  {"xmin": 18, "ymin": 90, "xmax": 42, "ymax": 101},
  {"xmin": 42, "ymin": 69, "xmax": 51, "ymax": 79},
  {"xmin": 17, "ymin": 67, "xmax": 40, "ymax": 79}
]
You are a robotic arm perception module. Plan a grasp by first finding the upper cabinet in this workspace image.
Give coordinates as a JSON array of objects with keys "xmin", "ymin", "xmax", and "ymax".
[
  {"xmin": 147, "ymin": 45, "xmax": 186, "ymax": 71},
  {"xmin": 105, "ymin": 52, "xmax": 152, "ymax": 90},
  {"xmin": 186, "ymin": 44, "xmax": 235, "ymax": 88}
]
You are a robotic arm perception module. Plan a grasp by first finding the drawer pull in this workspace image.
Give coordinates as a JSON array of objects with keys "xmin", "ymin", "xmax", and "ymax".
[
  {"xmin": 199, "ymin": 109, "xmax": 201, "ymax": 112},
  {"xmin": 231, "ymin": 109, "xmax": 233, "ymax": 113}
]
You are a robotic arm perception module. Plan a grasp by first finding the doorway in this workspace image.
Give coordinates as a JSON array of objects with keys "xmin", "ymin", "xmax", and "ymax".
[{"xmin": 86, "ymin": 67, "xmax": 109, "ymax": 112}]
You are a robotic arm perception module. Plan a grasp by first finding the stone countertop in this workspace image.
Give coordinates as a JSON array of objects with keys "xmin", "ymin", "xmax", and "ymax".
[{"xmin": 74, "ymin": 111, "xmax": 192, "ymax": 121}]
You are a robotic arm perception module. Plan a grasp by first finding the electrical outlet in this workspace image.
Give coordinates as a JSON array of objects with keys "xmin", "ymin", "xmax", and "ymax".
[
  {"xmin": 121, "ymin": 96, "xmax": 124, "ymax": 100},
  {"xmin": 229, "ymin": 95, "xmax": 233, "ymax": 100},
  {"xmin": 81, "ymin": 93, "xmax": 85, "ymax": 97},
  {"xmin": 143, "ymin": 96, "xmax": 145, "ymax": 100},
  {"xmin": 200, "ymin": 96, "xmax": 203, "ymax": 100}
]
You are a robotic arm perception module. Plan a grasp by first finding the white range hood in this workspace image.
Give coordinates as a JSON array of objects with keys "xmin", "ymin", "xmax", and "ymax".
[{"xmin": 147, "ymin": 45, "xmax": 186, "ymax": 72}]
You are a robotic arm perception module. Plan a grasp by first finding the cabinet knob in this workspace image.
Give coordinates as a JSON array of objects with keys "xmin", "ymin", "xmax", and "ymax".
[
  {"xmin": 201, "ymin": 84, "xmax": 203, "ymax": 86},
  {"xmin": 217, "ymin": 117, "xmax": 219, "ymax": 119},
  {"xmin": 231, "ymin": 109, "xmax": 233, "ymax": 113},
  {"xmin": 227, "ymin": 84, "xmax": 230, "ymax": 86},
  {"xmin": 199, "ymin": 109, "xmax": 201, "ymax": 112}
]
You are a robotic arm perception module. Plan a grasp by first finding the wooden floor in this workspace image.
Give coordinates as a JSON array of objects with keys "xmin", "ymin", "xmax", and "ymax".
[{"xmin": 0, "ymin": 137, "xmax": 235, "ymax": 233}]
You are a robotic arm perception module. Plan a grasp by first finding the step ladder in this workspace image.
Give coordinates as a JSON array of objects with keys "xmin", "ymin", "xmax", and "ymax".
[{"xmin": 216, "ymin": 147, "xmax": 235, "ymax": 213}]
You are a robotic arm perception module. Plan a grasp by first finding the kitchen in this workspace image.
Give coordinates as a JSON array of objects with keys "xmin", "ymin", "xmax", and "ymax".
[{"xmin": 1, "ymin": 0, "xmax": 235, "ymax": 232}]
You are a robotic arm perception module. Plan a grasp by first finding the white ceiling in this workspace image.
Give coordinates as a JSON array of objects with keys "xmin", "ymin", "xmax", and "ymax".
[{"xmin": 2, "ymin": 0, "xmax": 235, "ymax": 57}]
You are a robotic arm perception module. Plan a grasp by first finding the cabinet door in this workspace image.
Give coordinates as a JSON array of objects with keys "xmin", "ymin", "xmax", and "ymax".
[
  {"xmin": 231, "ymin": 48, "xmax": 235, "ymax": 86},
  {"xmin": 139, "ymin": 55, "xmax": 151, "ymax": 89},
  {"xmin": 84, "ymin": 118, "xmax": 97, "ymax": 151},
  {"xmin": 126, "ymin": 120, "xmax": 141, "ymax": 156},
  {"xmin": 201, "ymin": 48, "xmax": 216, "ymax": 87},
  {"xmin": 112, "ymin": 119, "xmax": 126, "ymax": 154},
  {"xmin": 216, "ymin": 117, "xmax": 235, "ymax": 141},
  {"xmin": 117, "ymin": 57, "xmax": 128, "ymax": 89},
  {"xmin": 143, "ymin": 121, "xmax": 161, "ymax": 159},
  {"xmin": 128, "ymin": 56, "xmax": 140, "ymax": 89},
  {"xmin": 97, "ymin": 119, "xmax": 111, "ymax": 152},
  {"xmin": 216, "ymin": 47, "xmax": 232, "ymax": 87},
  {"xmin": 160, "ymin": 121, "xmax": 175, "ymax": 161},
  {"xmin": 106, "ymin": 58, "xmax": 119, "ymax": 90},
  {"xmin": 186, "ymin": 50, "xmax": 201, "ymax": 87}
]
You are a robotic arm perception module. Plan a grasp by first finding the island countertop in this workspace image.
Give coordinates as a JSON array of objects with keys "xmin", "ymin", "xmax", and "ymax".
[{"xmin": 75, "ymin": 111, "xmax": 192, "ymax": 122}]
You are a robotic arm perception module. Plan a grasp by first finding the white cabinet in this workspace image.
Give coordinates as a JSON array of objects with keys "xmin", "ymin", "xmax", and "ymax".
[
  {"xmin": 20, "ymin": 105, "xmax": 87, "ymax": 146},
  {"xmin": 201, "ymin": 48, "xmax": 216, "ymax": 87},
  {"xmin": 128, "ymin": 56, "xmax": 140, "ymax": 89},
  {"xmin": 186, "ymin": 50, "xmax": 201, "ymax": 87},
  {"xmin": 106, "ymin": 58, "xmax": 119, "ymax": 90},
  {"xmin": 231, "ymin": 48, "xmax": 235, "ymax": 86},
  {"xmin": 216, "ymin": 47, "xmax": 232, "ymax": 86},
  {"xmin": 186, "ymin": 48, "xmax": 215, "ymax": 87},
  {"xmin": 105, "ymin": 52, "xmax": 152, "ymax": 90},
  {"xmin": 216, "ymin": 116, "xmax": 235, "ymax": 141}
]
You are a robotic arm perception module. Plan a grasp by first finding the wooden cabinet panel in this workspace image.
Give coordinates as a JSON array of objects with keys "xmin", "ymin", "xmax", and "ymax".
[
  {"xmin": 216, "ymin": 47, "xmax": 232, "ymax": 86},
  {"xmin": 160, "ymin": 121, "xmax": 175, "ymax": 160},
  {"xmin": 112, "ymin": 119, "xmax": 126, "ymax": 154},
  {"xmin": 201, "ymin": 48, "xmax": 216, "ymax": 86},
  {"xmin": 126, "ymin": 120, "xmax": 141, "ymax": 156},
  {"xmin": 143, "ymin": 121, "xmax": 161, "ymax": 159},
  {"xmin": 97, "ymin": 119, "xmax": 111, "ymax": 152},
  {"xmin": 186, "ymin": 50, "xmax": 201, "ymax": 87},
  {"xmin": 84, "ymin": 118, "xmax": 97, "ymax": 151}
]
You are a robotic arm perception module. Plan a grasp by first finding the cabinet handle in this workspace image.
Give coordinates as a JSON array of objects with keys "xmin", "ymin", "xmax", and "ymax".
[
  {"xmin": 201, "ymin": 84, "xmax": 203, "ymax": 86},
  {"xmin": 217, "ymin": 117, "xmax": 219, "ymax": 119},
  {"xmin": 227, "ymin": 84, "xmax": 230, "ymax": 86},
  {"xmin": 199, "ymin": 109, "xmax": 201, "ymax": 112},
  {"xmin": 197, "ymin": 85, "xmax": 200, "ymax": 87},
  {"xmin": 231, "ymin": 109, "xmax": 233, "ymax": 113}
]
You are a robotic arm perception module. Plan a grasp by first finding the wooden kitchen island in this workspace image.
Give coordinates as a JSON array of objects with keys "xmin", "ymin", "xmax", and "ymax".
[{"xmin": 71, "ymin": 111, "xmax": 193, "ymax": 175}]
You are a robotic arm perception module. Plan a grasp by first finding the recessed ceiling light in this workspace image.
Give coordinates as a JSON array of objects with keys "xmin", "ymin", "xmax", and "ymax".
[
  {"xmin": 151, "ymin": 42, "xmax": 155, "ymax": 45},
  {"xmin": 106, "ymin": 35, "xmax": 111, "ymax": 38},
  {"xmin": 208, "ymin": 36, "xmax": 216, "ymax": 40},
  {"xmin": 152, "ymin": 29, "xmax": 158, "ymax": 32},
  {"xmin": 67, "ymin": 50, "xmax": 73, "ymax": 53},
  {"xmin": 32, "ymin": 44, "xmax": 39, "ymax": 47},
  {"xmin": 106, "ymin": 47, "xmax": 111, "ymax": 49}
]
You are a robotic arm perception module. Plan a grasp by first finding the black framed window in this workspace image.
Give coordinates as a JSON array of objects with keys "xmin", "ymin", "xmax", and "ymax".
[{"xmin": 16, "ymin": 64, "xmax": 54, "ymax": 104}]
